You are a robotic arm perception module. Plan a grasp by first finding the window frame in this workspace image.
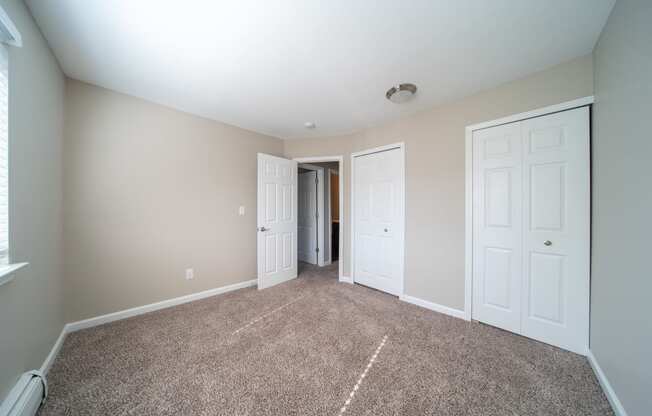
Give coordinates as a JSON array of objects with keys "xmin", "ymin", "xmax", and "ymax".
[{"xmin": 0, "ymin": 6, "xmax": 27, "ymax": 286}]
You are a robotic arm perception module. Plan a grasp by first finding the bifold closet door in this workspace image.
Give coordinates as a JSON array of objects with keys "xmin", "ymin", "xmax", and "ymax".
[
  {"xmin": 472, "ymin": 122, "xmax": 523, "ymax": 334},
  {"xmin": 353, "ymin": 148, "xmax": 403, "ymax": 295},
  {"xmin": 472, "ymin": 107, "xmax": 590, "ymax": 354},
  {"xmin": 520, "ymin": 107, "xmax": 590, "ymax": 354}
]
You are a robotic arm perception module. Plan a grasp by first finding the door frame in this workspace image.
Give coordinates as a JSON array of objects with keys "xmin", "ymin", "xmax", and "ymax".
[
  {"xmin": 351, "ymin": 142, "xmax": 405, "ymax": 296},
  {"xmin": 297, "ymin": 163, "xmax": 325, "ymax": 266},
  {"xmin": 293, "ymin": 156, "xmax": 344, "ymax": 282},
  {"xmin": 325, "ymin": 168, "xmax": 339, "ymax": 266},
  {"xmin": 464, "ymin": 96, "xmax": 594, "ymax": 322}
]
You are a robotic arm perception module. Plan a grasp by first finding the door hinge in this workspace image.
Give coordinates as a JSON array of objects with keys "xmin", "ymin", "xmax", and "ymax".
[{"xmin": 316, "ymin": 247, "xmax": 320, "ymax": 253}]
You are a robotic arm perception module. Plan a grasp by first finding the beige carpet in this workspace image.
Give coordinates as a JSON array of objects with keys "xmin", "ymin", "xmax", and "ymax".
[{"xmin": 40, "ymin": 263, "xmax": 612, "ymax": 415}]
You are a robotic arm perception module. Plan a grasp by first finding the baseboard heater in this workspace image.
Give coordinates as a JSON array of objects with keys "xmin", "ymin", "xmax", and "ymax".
[{"xmin": 0, "ymin": 371, "xmax": 47, "ymax": 416}]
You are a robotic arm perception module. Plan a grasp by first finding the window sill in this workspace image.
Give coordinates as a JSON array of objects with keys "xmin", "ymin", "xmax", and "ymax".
[{"xmin": 0, "ymin": 262, "xmax": 29, "ymax": 286}]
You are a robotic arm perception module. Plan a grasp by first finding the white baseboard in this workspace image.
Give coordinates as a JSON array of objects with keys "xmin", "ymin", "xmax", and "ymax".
[
  {"xmin": 66, "ymin": 279, "xmax": 257, "ymax": 333},
  {"xmin": 36, "ymin": 279, "xmax": 257, "ymax": 379},
  {"xmin": 587, "ymin": 350, "xmax": 628, "ymax": 416},
  {"xmin": 399, "ymin": 294, "xmax": 467, "ymax": 320},
  {"xmin": 339, "ymin": 275, "xmax": 353, "ymax": 284},
  {"xmin": 40, "ymin": 327, "xmax": 67, "ymax": 375}
]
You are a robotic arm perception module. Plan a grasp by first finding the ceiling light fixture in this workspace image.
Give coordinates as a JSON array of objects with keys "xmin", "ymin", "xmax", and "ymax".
[
  {"xmin": 304, "ymin": 121, "xmax": 316, "ymax": 129},
  {"xmin": 386, "ymin": 83, "xmax": 417, "ymax": 103}
]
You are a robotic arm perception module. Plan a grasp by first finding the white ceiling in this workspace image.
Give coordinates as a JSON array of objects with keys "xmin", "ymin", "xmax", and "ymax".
[{"xmin": 26, "ymin": 0, "xmax": 614, "ymax": 139}]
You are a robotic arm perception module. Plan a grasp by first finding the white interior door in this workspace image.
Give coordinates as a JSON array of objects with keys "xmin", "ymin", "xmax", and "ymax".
[
  {"xmin": 520, "ymin": 107, "xmax": 590, "ymax": 354},
  {"xmin": 473, "ymin": 122, "xmax": 523, "ymax": 334},
  {"xmin": 298, "ymin": 171, "xmax": 318, "ymax": 264},
  {"xmin": 472, "ymin": 107, "xmax": 590, "ymax": 354},
  {"xmin": 257, "ymin": 153, "xmax": 297, "ymax": 289},
  {"xmin": 353, "ymin": 147, "xmax": 404, "ymax": 295}
]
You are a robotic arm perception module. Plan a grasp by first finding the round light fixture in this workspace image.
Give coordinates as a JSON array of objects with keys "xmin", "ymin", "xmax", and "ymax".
[
  {"xmin": 304, "ymin": 121, "xmax": 316, "ymax": 129},
  {"xmin": 386, "ymin": 83, "xmax": 417, "ymax": 103}
]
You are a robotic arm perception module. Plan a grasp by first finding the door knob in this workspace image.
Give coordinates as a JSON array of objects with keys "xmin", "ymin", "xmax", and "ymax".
[
  {"xmin": 259, "ymin": 227, "xmax": 269, "ymax": 232},
  {"xmin": 384, "ymin": 228, "xmax": 388, "ymax": 232},
  {"xmin": 544, "ymin": 240, "xmax": 552, "ymax": 246}
]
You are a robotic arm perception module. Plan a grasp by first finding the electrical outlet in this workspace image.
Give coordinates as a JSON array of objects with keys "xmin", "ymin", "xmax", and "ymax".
[
  {"xmin": 238, "ymin": 206, "xmax": 245, "ymax": 216},
  {"xmin": 185, "ymin": 268, "xmax": 194, "ymax": 280}
]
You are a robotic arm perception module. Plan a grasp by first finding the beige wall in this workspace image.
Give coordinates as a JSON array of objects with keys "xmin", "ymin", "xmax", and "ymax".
[
  {"xmin": 64, "ymin": 80, "xmax": 283, "ymax": 322},
  {"xmin": 0, "ymin": 0, "xmax": 65, "ymax": 399},
  {"xmin": 284, "ymin": 55, "xmax": 594, "ymax": 310},
  {"xmin": 591, "ymin": 0, "xmax": 651, "ymax": 414}
]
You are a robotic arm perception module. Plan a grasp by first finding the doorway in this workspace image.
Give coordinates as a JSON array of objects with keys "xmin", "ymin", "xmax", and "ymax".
[
  {"xmin": 297, "ymin": 164, "xmax": 324, "ymax": 266},
  {"xmin": 294, "ymin": 157, "xmax": 344, "ymax": 281},
  {"xmin": 330, "ymin": 170, "xmax": 339, "ymax": 262},
  {"xmin": 256, "ymin": 154, "xmax": 344, "ymax": 289}
]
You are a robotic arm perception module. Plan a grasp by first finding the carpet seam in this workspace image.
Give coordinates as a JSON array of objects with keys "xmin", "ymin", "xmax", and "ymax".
[
  {"xmin": 231, "ymin": 295, "xmax": 306, "ymax": 336},
  {"xmin": 338, "ymin": 334, "xmax": 388, "ymax": 415}
]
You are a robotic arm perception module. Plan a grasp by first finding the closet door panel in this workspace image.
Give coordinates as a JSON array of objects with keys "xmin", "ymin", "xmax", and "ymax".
[
  {"xmin": 353, "ymin": 148, "xmax": 403, "ymax": 295},
  {"xmin": 472, "ymin": 123, "xmax": 523, "ymax": 333},
  {"xmin": 521, "ymin": 107, "xmax": 590, "ymax": 354}
]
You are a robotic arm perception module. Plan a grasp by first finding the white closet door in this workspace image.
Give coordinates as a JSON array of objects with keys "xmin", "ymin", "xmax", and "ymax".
[
  {"xmin": 472, "ymin": 107, "xmax": 590, "ymax": 354},
  {"xmin": 298, "ymin": 171, "xmax": 318, "ymax": 264},
  {"xmin": 520, "ymin": 107, "xmax": 590, "ymax": 354},
  {"xmin": 353, "ymin": 148, "xmax": 403, "ymax": 295},
  {"xmin": 473, "ymin": 123, "xmax": 523, "ymax": 333}
]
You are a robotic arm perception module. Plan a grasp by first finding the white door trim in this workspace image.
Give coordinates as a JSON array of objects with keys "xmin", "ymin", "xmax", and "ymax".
[
  {"xmin": 464, "ymin": 96, "xmax": 594, "ymax": 322},
  {"xmin": 293, "ymin": 156, "xmax": 344, "ymax": 281},
  {"xmin": 325, "ymin": 168, "xmax": 334, "ymax": 265},
  {"xmin": 351, "ymin": 142, "xmax": 405, "ymax": 296},
  {"xmin": 466, "ymin": 96, "xmax": 595, "ymax": 132},
  {"xmin": 298, "ymin": 163, "xmax": 325, "ymax": 266}
]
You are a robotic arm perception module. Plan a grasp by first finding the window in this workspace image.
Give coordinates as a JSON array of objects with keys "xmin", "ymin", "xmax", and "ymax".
[
  {"xmin": 0, "ymin": 44, "xmax": 7, "ymax": 265},
  {"xmin": 0, "ymin": 7, "xmax": 25, "ymax": 282}
]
